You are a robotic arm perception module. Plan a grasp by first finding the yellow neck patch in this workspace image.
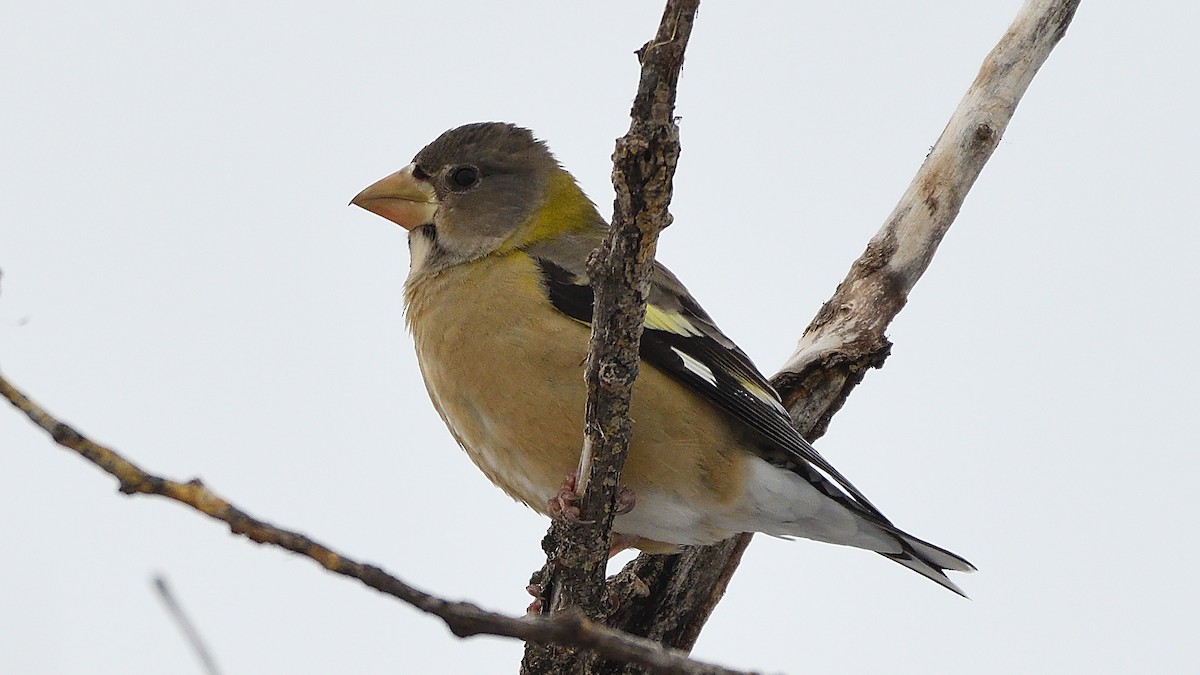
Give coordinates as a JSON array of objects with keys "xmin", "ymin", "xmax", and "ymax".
[{"xmin": 500, "ymin": 171, "xmax": 597, "ymax": 251}]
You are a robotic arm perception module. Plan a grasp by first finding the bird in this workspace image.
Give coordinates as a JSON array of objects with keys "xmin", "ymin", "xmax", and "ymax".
[{"xmin": 351, "ymin": 122, "xmax": 974, "ymax": 595}]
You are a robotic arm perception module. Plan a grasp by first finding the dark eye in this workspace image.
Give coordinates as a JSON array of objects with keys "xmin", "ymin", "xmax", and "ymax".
[{"xmin": 449, "ymin": 166, "xmax": 479, "ymax": 189}]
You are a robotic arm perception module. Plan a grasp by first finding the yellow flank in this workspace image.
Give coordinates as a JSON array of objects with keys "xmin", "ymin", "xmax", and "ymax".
[
  {"xmin": 499, "ymin": 171, "xmax": 596, "ymax": 251},
  {"xmin": 404, "ymin": 250, "xmax": 751, "ymax": 550},
  {"xmin": 644, "ymin": 304, "xmax": 703, "ymax": 337}
]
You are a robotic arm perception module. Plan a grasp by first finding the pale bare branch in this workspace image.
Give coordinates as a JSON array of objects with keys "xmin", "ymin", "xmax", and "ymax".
[
  {"xmin": 600, "ymin": 1, "xmax": 1083, "ymax": 662},
  {"xmin": 775, "ymin": 0, "xmax": 1084, "ymax": 418}
]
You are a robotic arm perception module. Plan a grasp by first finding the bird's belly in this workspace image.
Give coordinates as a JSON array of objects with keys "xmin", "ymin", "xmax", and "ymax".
[
  {"xmin": 406, "ymin": 255, "xmax": 595, "ymax": 509},
  {"xmin": 404, "ymin": 254, "xmax": 753, "ymax": 548}
]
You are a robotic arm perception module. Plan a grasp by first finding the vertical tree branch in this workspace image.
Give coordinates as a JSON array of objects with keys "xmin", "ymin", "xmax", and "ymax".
[
  {"xmin": 523, "ymin": 1, "xmax": 701, "ymax": 673},
  {"xmin": 594, "ymin": 0, "xmax": 1082, "ymax": 668}
]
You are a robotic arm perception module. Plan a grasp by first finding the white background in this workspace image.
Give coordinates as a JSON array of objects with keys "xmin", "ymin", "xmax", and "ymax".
[{"xmin": 3, "ymin": 2, "xmax": 1197, "ymax": 673}]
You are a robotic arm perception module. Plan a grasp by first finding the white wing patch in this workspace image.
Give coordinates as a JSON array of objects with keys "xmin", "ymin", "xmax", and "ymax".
[{"xmin": 670, "ymin": 346, "xmax": 718, "ymax": 386}]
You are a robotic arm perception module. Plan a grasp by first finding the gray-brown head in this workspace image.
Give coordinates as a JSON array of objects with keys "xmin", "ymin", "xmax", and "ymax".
[{"xmin": 352, "ymin": 122, "xmax": 604, "ymax": 276}]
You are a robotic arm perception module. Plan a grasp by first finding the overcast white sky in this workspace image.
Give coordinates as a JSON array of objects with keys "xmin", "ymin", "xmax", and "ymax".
[{"xmin": 3, "ymin": 1, "xmax": 1197, "ymax": 673}]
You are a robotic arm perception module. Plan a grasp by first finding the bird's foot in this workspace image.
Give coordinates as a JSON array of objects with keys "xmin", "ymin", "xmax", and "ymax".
[
  {"xmin": 547, "ymin": 473, "xmax": 637, "ymax": 523},
  {"xmin": 525, "ymin": 583, "xmax": 544, "ymax": 615},
  {"xmin": 547, "ymin": 473, "xmax": 584, "ymax": 522}
]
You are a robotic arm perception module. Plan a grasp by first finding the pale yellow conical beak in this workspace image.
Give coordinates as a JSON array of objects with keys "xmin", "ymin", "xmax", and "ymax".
[{"xmin": 350, "ymin": 163, "xmax": 438, "ymax": 230}]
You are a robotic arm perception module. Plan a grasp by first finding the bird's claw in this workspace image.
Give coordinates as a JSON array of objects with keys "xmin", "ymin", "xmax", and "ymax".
[
  {"xmin": 547, "ymin": 473, "xmax": 584, "ymax": 522},
  {"xmin": 526, "ymin": 583, "xmax": 544, "ymax": 615},
  {"xmin": 547, "ymin": 473, "xmax": 636, "ymax": 522}
]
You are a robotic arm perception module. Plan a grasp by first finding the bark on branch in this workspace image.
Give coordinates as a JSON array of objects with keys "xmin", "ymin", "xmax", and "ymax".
[{"xmin": 522, "ymin": 3, "xmax": 701, "ymax": 672}]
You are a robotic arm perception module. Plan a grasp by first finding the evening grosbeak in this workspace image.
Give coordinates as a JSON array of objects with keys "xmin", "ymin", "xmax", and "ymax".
[{"xmin": 351, "ymin": 122, "xmax": 974, "ymax": 595}]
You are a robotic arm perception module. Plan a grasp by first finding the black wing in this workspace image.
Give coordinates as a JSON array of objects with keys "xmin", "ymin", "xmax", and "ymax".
[{"xmin": 534, "ymin": 256, "xmax": 889, "ymax": 522}]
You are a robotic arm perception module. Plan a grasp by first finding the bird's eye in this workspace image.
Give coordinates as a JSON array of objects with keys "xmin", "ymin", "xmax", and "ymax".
[{"xmin": 449, "ymin": 166, "xmax": 479, "ymax": 189}]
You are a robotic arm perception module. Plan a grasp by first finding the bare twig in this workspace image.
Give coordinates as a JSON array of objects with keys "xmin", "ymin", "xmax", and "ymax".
[
  {"xmin": 0, "ymin": 370, "xmax": 751, "ymax": 675},
  {"xmin": 597, "ymin": 0, "xmax": 1083, "ymax": 663},
  {"xmin": 154, "ymin": 575, "xmax": 224, "ymax": 675}
]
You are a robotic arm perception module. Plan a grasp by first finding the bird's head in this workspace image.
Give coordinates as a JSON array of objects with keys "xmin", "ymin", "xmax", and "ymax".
[{"xmin": 352, "ymin": 122, "xmax": 604, "ymax": 276}]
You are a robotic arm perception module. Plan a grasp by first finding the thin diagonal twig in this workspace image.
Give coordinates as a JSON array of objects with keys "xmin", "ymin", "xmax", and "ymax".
[
  {"xmin": 0, "ymin": 370, "xmax": 751, "ymax": 675},
  {"xmin": 154, "ymin": 575, "xmax": 224, "ymax": 675}
]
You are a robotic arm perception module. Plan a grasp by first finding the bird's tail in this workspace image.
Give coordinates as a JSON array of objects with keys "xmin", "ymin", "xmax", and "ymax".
[{"xmin": 877, "ymin": 526, "xmax": 976, "ymax": 597}]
